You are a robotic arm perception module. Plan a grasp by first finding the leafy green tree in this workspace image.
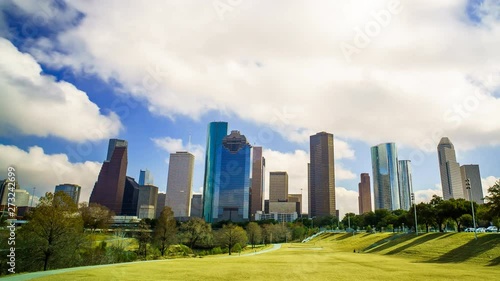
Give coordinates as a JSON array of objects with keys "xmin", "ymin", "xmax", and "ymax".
[
  {"xmin": 20, "ymin": 192, "xmax": 84, "ymax": 271},
  {"xmin": 430, "ymin": 195, "xmax": 446, "ymax": 232},
  {"xmin": 154, "ymin": 207, "xmax": 177, "ymax": 256},
  {"xmin": 217, "ymin": 223, "xmax": 247, "ymax": 255},
  {"xmin": 136, "ymin": 220, "xmax": 151, "ymax": 259},
  {"xmin": 291, "ymin": 224, "xmax": 306, "ymax": 240},
  {"xmin": 180, "ymin": 217, "xmax": 212, "ymax": 249},
  {"xmin": 484, "ymin": 180, "xmax": 500, "ymax": 219},
  {"xmin": 246, "ymin": 222, "xmax": 262, "ymax": 248},
  {"xmin": 415, "ymin": 202, "xmax": 435, "ymax": 232},
  {"xmin": 79, "ymin": 202, "xmax": 113, "ymax": 232}
]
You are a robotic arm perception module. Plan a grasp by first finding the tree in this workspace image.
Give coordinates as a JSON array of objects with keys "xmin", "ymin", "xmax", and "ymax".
[
  {"xmin": 154, "ymin": 207, "xmax": 177, "ymax": 256},
  {"xmin": 217, "ymin": 223, "xmax": 247, "ymax": 255},
  {"xmin": 20, "ymin": 192, "xmax": 84, "ymax": 271},
  {"xmin": 430, "ymin": 195, "xmax": 446, "ymax": 232},
  {"xmin": 442, "ymin": 199, "xmax": 469, "ymax": 232},
  {"xmin": 180, "ymin": 217, "xmax": 212, "ymax": 249},
  {"xmin": 485, "ymin": 180, "xmax": 500, "ymax": 219},
  {"xmin": 416, "ymin": 202, "xmax": 435, "ymax": 232},
  {"xmin": 246, "ymin": 222, "xmax": 262, "ymax": 248},
  {"xmin": 136, "ymin": 220, "xmax": 151, "ymax": 259},
  {"xmin": 79, "ymin": 202, "xmax": 113, "ymax": 232}
]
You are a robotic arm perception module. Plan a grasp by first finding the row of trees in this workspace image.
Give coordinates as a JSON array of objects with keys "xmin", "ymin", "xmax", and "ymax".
[{"xmin": 304, "ymin": 181, "xmax": 500, "ymax": 233}]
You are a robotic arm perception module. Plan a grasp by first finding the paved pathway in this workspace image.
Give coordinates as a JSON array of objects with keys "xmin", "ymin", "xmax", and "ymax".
[{"xmin": 1, "ymin": 244, "xmax": 282, "ymax": 281}]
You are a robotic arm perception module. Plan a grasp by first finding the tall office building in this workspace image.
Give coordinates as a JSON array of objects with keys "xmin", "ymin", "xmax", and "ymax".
[
  {"xmin": 358, "ymin": 173, "xmax": 372, "ymax": 214},
  {"xmin": 461, "ymin": 164, "xmax": 484, "ymax": 204},
  {"xmin": 190, "ymin": 194, "xmax": 203, "ymax": 218},
  {"xmin": 398, "ymin": 160, "xmax": 413, "ymax": 210},
  {"xmin": 55, "ymin": 184, "xmax": 81, "ymax": 204},
  {"xmin": 106, "ymin": 139, "xmax": 127, "ymax": 161},
  {"xmin": 137, "ymin": 184, "xmax": 158, "ymax": 219},
  {"xmin": 250, "ymin": 146, "xmax": 265, "ymax": 221},
  {"xmin": 202, "ymin": 121, "xmax": 228, "ymax": 222},
  {"xmin": 437, "ymin": 137, "xmax": 465, "ymax": 200},
  {"xmin": 166, "ymin": 152, "xmax": 195, "ymax": 218},
  {"xmin": 269, "ymin": 172, "xmax": 289, "ymax": 202},
  {"xmin": 371, "ymin": 143, "xmax": 400, "ymax": 210},
  {"xmin": 90, "ymin": 139, "xmax": 128, "ymax": 214},
  {"xmin": 156, "ymin": 192, "xmax": 166, "ymax": 218},
  {"xmin": 214, "ymin": 130, "xmax": 252, "ymax": 222},
  {"xmin": 309, "ymin": 132, "xmax": 336, "ymax": 217},
  {"xmin": 122, "ymin": 176, "xmax": 140, "ymax": 216},
  {"xmin": 139, "ymin": 169, "xmax": 154, "ymax": 185}
]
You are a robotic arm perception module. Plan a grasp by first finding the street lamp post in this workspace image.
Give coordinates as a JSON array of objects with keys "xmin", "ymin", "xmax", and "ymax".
[
  {"xmin": 411, "ymin": 193, "xmax": 418, "ymax": 236},
  {"xmin": 465, "ymin": 178, "xmax": 477, "ymax": 240},
  {"xmin": 30, "ymin": 187, "xmax": 36, "ymax": 208}
]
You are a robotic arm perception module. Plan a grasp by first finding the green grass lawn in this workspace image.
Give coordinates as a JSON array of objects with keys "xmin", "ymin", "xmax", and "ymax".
[{"xmin": 26, "ymin": 232, "xmax": 499, "ymax": 281}]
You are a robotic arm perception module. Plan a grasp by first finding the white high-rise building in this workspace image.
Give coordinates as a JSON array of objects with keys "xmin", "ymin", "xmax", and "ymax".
[
  {"xmin": 166, "ymin": 152, "xmax": 195, "ymax": 218},
  {"xmin": 437, "ymin": 137, "xmax": 464, "ymax": 200}
]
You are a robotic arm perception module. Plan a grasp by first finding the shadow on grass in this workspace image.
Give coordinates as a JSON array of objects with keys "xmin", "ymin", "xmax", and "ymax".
[
  {"xmin": 426, "ymin": 234, "xmax": 500, "ymax": 264},
  {"xmin": 335, "ymin": 233, "xmax": 355, "ymax": 241},
  {"xmin": 385, "ymin": 233, "xmax": 442, "ymax": 255},
  {"xmin": 363, "ymin": 234, "xmax": 404, "ymax": 253},
  {"xmin": 488, "ymin": 255, "xmax": 500, "ymax": 266}
]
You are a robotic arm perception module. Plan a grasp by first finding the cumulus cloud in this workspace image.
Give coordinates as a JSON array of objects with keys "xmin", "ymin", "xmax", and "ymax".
[
  {"xmin": 8, "ymin": 0, "xmax": 500, "ymax": 151},
  {"xmin": 151, "ymin": 136, "xmax": 205, "ymax": 163},
  {"xmin": 336, "ymin": 187, "xmax": 359, "ymax": 218},
  {"xmin": 0, "ymin": 38, "xmax": 122, "ymax": 142},
  {"xmin": 0, "ymin": 144, "xmax": 101, "ymax": 203},
  {"xmin": 413, "ymin": 184, "xmax": 443, "ymax": 204},
  {"xmin": 482, "ymin": 176, "xmax": 499, "ymax": 200}
]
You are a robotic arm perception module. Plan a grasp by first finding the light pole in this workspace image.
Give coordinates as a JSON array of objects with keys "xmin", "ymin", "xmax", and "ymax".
[
  {"xmin": 30, "ymin": 187, "xmax": 36, "ymax": 208},
  {"xmin": 411, "ymin": 193, "xmax": 418, "ymax": 236},
  {"xmin": 465, "ymin": 178, "xmax": 477, "ymax": 240}
]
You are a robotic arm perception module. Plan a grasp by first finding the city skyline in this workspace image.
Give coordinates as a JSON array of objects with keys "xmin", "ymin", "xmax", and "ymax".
[{"xmin": 1, "ymin": 1, "xmax": 500, "ymax": 219}]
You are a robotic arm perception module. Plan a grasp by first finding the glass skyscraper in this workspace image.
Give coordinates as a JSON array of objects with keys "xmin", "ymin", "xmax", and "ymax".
[
  {"xmin": 202, "ymin": 122, "xmax": 228, "ymax": 222},
  {"xmin": 214, "ymin": 130, "xmax": 251, "ymax": 222},
  {"xmin": 371, "ymin": 143, "xmax": 400, "ymax": 211},
  {"xmin": 398, "ymin": 160, "xmax": 413, "ymax": 210},
  {"xmin": 55, "ymin": 183, "xmax": 81, "ymax": 204}
]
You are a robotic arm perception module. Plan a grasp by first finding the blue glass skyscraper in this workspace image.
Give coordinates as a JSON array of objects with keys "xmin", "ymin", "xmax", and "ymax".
[
  {"xmin": 214, "ymin": 130, "xmax": 251, "ymax": 222},
  {"xmin": 398, "ymin": 160, "xmax": 413, "ymax": 210},
  {"xmin": 371, "ymin": 143, "xmax": 400, "ymax": 210},
  {"xmin": 202, "ymin": 122, "xmax": 228, "ymax": 222}
]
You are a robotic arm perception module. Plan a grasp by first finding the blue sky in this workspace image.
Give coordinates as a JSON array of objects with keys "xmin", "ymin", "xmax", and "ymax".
[{"xmin": 1, "ymin": 0, "xmax": 499, "ymax": 217}]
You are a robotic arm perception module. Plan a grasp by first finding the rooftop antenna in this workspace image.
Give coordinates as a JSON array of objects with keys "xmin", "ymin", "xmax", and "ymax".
[{"xmin": 188, "ymin": 131, "xmax": 192, "ymax": 152}]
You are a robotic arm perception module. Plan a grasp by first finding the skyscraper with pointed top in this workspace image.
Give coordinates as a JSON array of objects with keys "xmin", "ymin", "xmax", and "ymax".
[{"xmin": 437, "ymin": 137, "xmax": 464, "ymax": 200}]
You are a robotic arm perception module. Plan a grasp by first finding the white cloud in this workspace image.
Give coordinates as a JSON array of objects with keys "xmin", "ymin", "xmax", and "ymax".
[
  {"xmin": 336, "ymin": 187, "xmax": 359, "ymax": 218},
  {"xmin": 151, "ymin": 136, "xmax": 205, "ymax": 163},
  {"xmin": 0, "ymin": 144, "xmax": 101, "ymax": 203},
  {"xmin": 0, "ymin": 38, "xmax": 122, "ymax": 142},
  {"xmin": 482, "ymin": 176, "xmax": 499, "ymax": 200},
  {"xmin": 413, "ymin": 183, "xmax": 443, "ymax": 204},
  {"xmin": 12, "ymin": 0, "xmax": 500, "ymax": 150}
]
